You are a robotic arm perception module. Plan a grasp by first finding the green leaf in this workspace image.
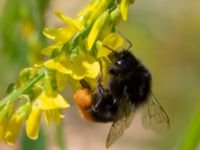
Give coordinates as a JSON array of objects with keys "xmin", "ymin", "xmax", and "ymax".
[
  {"xmin": 55, "ymin": 124, "xmax": 66, "ymax": 150},
  {"xmin": 178, "ymin": 102, "xmax": 200, "ymax": 150}
]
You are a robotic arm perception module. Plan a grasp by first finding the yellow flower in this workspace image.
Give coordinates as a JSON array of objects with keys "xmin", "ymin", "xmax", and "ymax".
[
  {"xmin": 0, "ymin": 111, "xmax": 8, "ymax": 141},
  {"xmin": 0, "ymin": 104, "xmax": 13, "ymax": 142},
  {"xmin": 44, "ymin": 59, "xmax": 72, "ymax": 75},
  {"xmin": 26, "ymin": 105, "xmax": 42, "ymax": 140},
  {"xmin": 87, "ymin": 0, "xmax": 112, "ymax": 24},
  {"xmin": 4, "ymin": 113, "xmax": 25, "ymax": 144},
  {"xmin": 26, "ymin": 74, "xmax": 69, "ymax": 140},
  {"xmin": 55, "ymin": 11, "xmax": 83, "ymax": 31},
  {"xmin": 82, "ymin": 61, "xmax": 100, "ymax": 78},
  {"xmin": 56, "ymin": 72, "xmax": 68, "ymax": 90},
  {"xmin": 41, "ymin": 42, "xmax": 63, "ymax": 56},
  {"xmin": 44, "ymin": 109, "xmax": 64, "ymax": 126},
  {"xmin": 0, "ymin": 0, "xmax": 134, "ymax": 144},
  {"xmin": 21, "ymin": 19, "xmax": 35, "ymax": 39},
  {"xmin": 111, "ymin": 6, "xmax": 121, "ymax": 25},
  {"xmin": 77, "ymin": 0, "xmax": 99, "ymax": 18},
  {"xmin": 4, "ymin": 102, "xmax": 31, "ymax": 144},
  {"xmin": 42, "ymin": 12, "xmax": 82, "ymax": 56},
  {"xmin": 43, "ymin": 26, "xmax": 77, "ymax": 43},
  {"xmin": 44, "ymin": 52, "xmax": 100, "ymax": 80},
  {"xmin": 87, "ymin": 10, "xmax": 110, "ymax": 50},
  {"xmin": 37, "ymin": 91, "xmax": 70, "ymax": 110},
  {"xmin": 120, "ymin": 0, "xmax": 129, "ymax": 21},
  {"xmin": 43, "ymin": 12, "xmax": 82, "ymax": 42},
  {"xmin": 97, "ymin": 32, "xmax": 124, "ymax": 58}
]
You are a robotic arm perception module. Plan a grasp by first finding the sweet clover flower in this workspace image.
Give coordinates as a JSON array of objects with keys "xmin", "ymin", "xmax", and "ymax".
[{"xmin": 0, "ymin": 0, "xmax": 134, "ymax": 144}]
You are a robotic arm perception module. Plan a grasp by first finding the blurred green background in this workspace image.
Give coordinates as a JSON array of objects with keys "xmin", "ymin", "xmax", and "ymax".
[{"xmin": 0, "ymin": 0, "xmax": 200, "ymax": 150}]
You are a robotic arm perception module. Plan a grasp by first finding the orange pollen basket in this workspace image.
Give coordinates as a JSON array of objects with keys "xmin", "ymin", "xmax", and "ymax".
[{"xmin": 73, "ymin": 88, "xmax": 95, "ymax": 121}]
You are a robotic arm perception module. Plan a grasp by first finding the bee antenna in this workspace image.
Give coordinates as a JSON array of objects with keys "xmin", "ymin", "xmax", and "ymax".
[
  {"xmin": 102, "ymin": 45, "xmax": 118, "ymax": 55},
  {"xmin": 117, "ymin": 30, "xmax": 133, "ymax": 51}
]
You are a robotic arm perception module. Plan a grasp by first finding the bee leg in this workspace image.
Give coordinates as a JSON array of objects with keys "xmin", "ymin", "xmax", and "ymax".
[
  {"xmin": 80, "ymin": 79, "xmax": 91, "ymax": 90},
  {"xmin": 96, "ymin": 59, "xmax": 106, "ymax": 96},
  {"xmin": 93, "ymin": 60, "xmax": 109, "ymax": 109}
]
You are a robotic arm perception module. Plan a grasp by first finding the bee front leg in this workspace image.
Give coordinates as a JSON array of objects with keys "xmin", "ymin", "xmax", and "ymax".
[{"xmin": 93, "ymin": 60, "xmax": 111, "ymax": 110}]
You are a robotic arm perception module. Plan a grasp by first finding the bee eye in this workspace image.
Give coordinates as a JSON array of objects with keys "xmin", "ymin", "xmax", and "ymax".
[
  {"xmin": 117, "ymin": 53, "xmax": 127, "ymax": 65},
  {"xmin": 119, "ymin": 54, "xmax": 125, "ymax": 60},
  {"xmin": 116, "ymin": 60, "xmax": 124, "ymax": 66}
]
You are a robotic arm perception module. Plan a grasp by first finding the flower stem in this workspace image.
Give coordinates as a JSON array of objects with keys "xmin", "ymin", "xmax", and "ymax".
[{"xmin": 0, "ymin": 68, "xmax": 45, "ymax": 108}]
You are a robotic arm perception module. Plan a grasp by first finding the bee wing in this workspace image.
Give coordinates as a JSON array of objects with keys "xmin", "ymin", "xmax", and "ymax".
[
  {"xmin": 106, "ymin": 95, "xmax": 135, "ymax": 148},
  {"xmin": 141, "ymin": 92, "xmax": 170, "ymax": 132}
]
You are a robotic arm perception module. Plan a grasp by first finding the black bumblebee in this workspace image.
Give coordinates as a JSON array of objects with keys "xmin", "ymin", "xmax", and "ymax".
[{"xmin": 73, "ymin": 39, "xmax": 170, "ymax": 148}]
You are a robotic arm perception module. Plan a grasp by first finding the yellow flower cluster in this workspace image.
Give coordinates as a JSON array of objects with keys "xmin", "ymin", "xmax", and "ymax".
[
  {"xmin": 0, "ymin": 68, "xmax": 69, "ymax": 144},
  {"xmin": 0, "ymin": 0, "xmax": 134, "ymax": 144}
]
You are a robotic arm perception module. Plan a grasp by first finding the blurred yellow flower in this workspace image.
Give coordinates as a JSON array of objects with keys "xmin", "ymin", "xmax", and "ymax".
[
  {"xmin": 26, "ymin": 106, "xmax": 42, "ymax": 140},
  {"xmin": 120, "ymin": 0, "xmax": 129, "ymax": 21},
  {"xmin": 4, "ymin": 113, "xmax": 25, "ymax": 144},
  {"xmin": 0, "ymin": 104, "xmax": 13, "ymax": 142},
  {"xmin": 0, "ymin": 109, "xmax": 9, "ymax": 141},
  {"xmin": 4, "ymin": 102, "xmax": 31, "ymax": 144}
]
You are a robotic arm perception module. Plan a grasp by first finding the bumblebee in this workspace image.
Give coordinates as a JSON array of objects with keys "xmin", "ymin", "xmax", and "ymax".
[{"xmin": 73, "ymin": 41, "xmax": 170, "ymax": 148}]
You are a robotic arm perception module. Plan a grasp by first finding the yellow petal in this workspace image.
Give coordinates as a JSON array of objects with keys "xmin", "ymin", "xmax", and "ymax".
[
  {"xmin": 44, "ymin": 55, "xmax": 91, "ymax": 80},
  {"xmin": 38, "ymin": 92, "xmax": 70, "ymax": 110},
  {"xmin": 120, "ymin": 0, "xmax": 129, "ymax": 21},
  {"xmin": 0, "ymin": 118, "xmax": 7, "ymax": 142},
  {"xmin": 41, "ymin": 42, "xmax": 63, "ymax": 56},
  {"xmin": 55, "ymin": 11, "xmax": 82, "ymax": 30},
  {"xmin": 77, "ymin": 0, "xmax": 99, "ymax": 18},
  {"xmin": 56, "ymin": 72, "xmax": 68, "ymax": 90},
  {"xmin": 87, "ymin": 0, "xmax": 112, "ymax": 24},
  {"xmin": 44, "ymin": 109, "xmax": 64, "ymax": 126},
  {"xmin": 43, "ymin": 27, "xmax": 57, "ymax": 40},
  {"xmin": 4, "ymin": 113, "xmax": 25, "ymax": 144},
  {"xmin": 111, "ymin": 6, "xmax": 121, "ymax": 25},
  {"xmin": 97, "ymin": 33, "xmax": 124, "ymax": 58},
  {"xmin": 83, "ymin": 61, "xmax": 100, "ymax": 78},
  {"xmin": 43, "ymin": 26, "xmax": 77, "ymax": 42},
  {"xmin": 0, "ymin": 104, "xmax": 12, "ymax": 141},
  {"xmin": 66, "ymin": 55, "xmax": 87, "ymax": 80},
  {"xmin": 44, "ymin": 59, "xmax": 72, "ymax": 75},
  {"xmin": 87, "ymin": 11, "xmax": 110, "ymax": 50},
  {"xmin": 26, "ymin": 107, "xmax": 42, "ymax": 140},
  {"xmin": 70, "ymin": 73, "xmax": 85, "ymax": 80}
]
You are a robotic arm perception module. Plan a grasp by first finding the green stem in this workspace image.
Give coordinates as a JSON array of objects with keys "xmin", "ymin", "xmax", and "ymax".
[
  {"xmin": 0, "ymin": 68, "xmax": 45, "ymax": 108},
  {"xmin": 178, "ymin": 102, "xmax": 200, "ymax": 150}
]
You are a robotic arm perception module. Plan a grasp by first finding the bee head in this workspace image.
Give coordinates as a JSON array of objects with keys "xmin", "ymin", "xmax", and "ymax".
[{"xmin": 109, "ymin": 50, "xmax": 139, "ymax": 75}]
